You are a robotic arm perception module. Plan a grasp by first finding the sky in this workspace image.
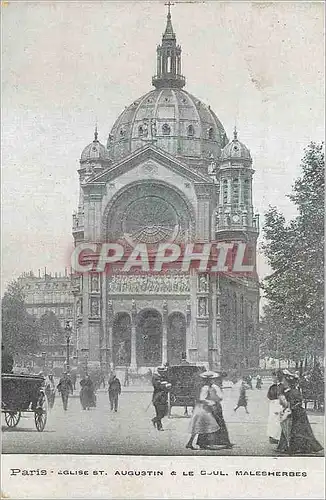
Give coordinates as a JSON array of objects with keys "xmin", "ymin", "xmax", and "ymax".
[{"xmin": 1, "ymin": 0, "xmax": 325, "ymax": 289}]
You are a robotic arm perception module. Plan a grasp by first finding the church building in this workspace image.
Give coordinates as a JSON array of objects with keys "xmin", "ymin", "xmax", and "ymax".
[{"xmin": 72, "ymin": 9, "xmax": 260, "ymax": 373}]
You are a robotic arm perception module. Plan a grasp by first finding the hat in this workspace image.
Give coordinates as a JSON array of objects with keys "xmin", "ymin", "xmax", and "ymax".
[
  {"xmin": 282, "ymin": 369, "xmax": 299, "ymax": 379},
  {"xmin": 200, "ymin": 370, "xmax": 220, "ymax": 379}
]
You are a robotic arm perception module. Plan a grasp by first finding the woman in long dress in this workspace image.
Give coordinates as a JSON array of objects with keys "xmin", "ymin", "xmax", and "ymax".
[
  {"xmin": 267, "ymin": 370, "xmax": 284, "ymax": 444},
  {"xmin": 234, "ymin": 380, "xmax": 249, "ymax": 414},
  {"xmin": 198, "ymin": 374, "xmax": 233, "ymax": 448},
  {"xmin": 80, "ymin": 375, "xmax": 96, "ymax": 410},
  {"xmin": 277, "ymin": 370, "xmax": 323, "ymax": 455},
  {"xmin": 186, "ymin": 371, "xmax": 220, "ymax": 450}
]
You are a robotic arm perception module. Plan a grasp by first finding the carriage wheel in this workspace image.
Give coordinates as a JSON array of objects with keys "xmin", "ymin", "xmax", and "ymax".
[
  {"xmin": 5, "ymin": 411, "xmax": 21, "ymax": 428},
  {"xmin": 34, "ymin": 392, "xmax": 48, "ymax": 432}
]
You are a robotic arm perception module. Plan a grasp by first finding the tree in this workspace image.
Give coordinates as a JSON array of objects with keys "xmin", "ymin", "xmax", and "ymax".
[
  {"xmin": 37, "ymin": 311, "xmax": 65, "ymax": 347},
  {"xmin": 261, "ymin": 142, "xmax": 324, "ymax": 365},
  {"xmin": 1, "ymin": 279, "xmax": 40, "ymax": 355}
]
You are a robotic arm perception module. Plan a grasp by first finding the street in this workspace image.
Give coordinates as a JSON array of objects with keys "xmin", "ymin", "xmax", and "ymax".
[{"xmin": 2, "ymin": 380, "xmax": 324, "ymax": 456}]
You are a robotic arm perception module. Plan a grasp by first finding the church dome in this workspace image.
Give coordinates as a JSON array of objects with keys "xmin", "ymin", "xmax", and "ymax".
[
  {"xmin": 107, "ymin": 89, "xmax": 227, "ymax": 162},
  {"xmin": 81, "ymin": 128, "xmax": 108, "ymax": 163},
  {"xmin": 220, "ymin": 128, "xmax": 252, "ymax": 163},
  {"xmin": 106, "ymin": 9, "xmax": 227, "ymax": 163}
]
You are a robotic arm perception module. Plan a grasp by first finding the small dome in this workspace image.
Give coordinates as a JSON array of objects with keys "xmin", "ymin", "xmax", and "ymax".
[
  {"xmin": 81, "ymin": 128, "xmax": 108, "ymax": 162},
  {"xmin": 220, "ymin": 128, "xmax": 251, "ymax": 162}
]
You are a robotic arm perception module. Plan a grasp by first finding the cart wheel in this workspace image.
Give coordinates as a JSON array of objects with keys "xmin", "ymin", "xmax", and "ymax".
[
  {"xmin": 5, "ymin": 411, "xmax": 21, "ymax": 428},
  {"xmin": 34, "ymin": 392, "xmax": 48, "ymax": 432}
]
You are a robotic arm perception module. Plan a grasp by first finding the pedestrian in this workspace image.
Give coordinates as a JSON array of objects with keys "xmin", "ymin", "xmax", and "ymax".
[
  {"xmin": 186, "ymin": 371, "xmax": 220, "ymax": 449},
  {"xmin": 108, "ymin": 373, "xmax": 121, "ymax": 412},
  {"xmin": 209, "ymin": 374, "xmax": 233, "ymax": 448},
  {"xmin": 277, "ymin": 370, "xmax": 323, "ymax": 455},
  {"xmin": 45, "ymin": 373, "xmax": 56, "ymax": 409},
  {"xmin": 266, "ymin": 370, "xmax": 284, "ymax": 444},
  {"xmin": 124, "ymin": 367, "xmax": 129, "ymax": 387},
  {"xmin": 57, "ymin": 372, "xmax": 73, "ymax": 411},
  {"xmin": 256, "ymin": 374, "xmax": 262, "ymax": 389},
  {"xmin": 151, "ymin": 368, "xmax": 171, "ymax": 431},
  {"xmin": 234, "ymin": 380, "xmax": 249, "ymax": 414},
  {"xmin": 99, "ymin": 371, "xmax": 106, "ymax": 389},
  {"xmin": 80, "ymin": 374, "xmax": 96, "ymax": 410},
  {"xmin": 70, "ymin": 371, "xmax": 77, "ymax": 391}
]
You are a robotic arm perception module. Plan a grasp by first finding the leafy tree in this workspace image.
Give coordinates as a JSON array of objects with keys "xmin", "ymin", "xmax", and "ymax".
[
  {"xmin": 261, "ymin": 142, "xmax": 324, "ymax": 365},
  {"xmin": 1, "ymin": 280, "xmax": 40, "ymax": 355},
  {"xmin": 37, "ymin": 311, "xmax": 65, "ymax": 347}
]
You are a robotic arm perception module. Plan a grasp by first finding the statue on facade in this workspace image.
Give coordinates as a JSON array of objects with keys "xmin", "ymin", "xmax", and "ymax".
[
  {"xmin": 91, "ymin": 298, "xmax": 100, "ymax": 317},
  {"xmin": 198, "ymin": 298, "xmax": 207, "ymax": 317},
  {"xmin": 91, "ymin": 274, "xmax": 99, "ymax": 292},
  {"xmin": 142, "ymin": 120, "xmax": 149, "ymax": 137},
  {"xmin": 198, "ymin": 274, "xmax": 208, "ymax": 293}
]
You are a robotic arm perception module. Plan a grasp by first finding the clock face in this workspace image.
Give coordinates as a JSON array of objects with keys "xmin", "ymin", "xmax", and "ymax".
[{"xmin": 232, "ymin": 214, "xmax": 240, "ymax": 223}]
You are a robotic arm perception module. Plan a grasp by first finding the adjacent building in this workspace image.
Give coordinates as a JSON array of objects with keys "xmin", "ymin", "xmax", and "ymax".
[{"xmin": 18, "ymin": 270, "xmax": 76, "ymax": 372}]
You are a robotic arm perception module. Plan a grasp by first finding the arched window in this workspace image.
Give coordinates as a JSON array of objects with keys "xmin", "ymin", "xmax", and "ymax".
[
  {"xmin": 208, "ymin": 127, "xmax": 214, "ymax": 140},
  {"xmin": 138, "ymin": 125, "xmax": 144, "ymax": 137},
  {"xmin": 162, "ymin": 123, "xmax": 171, "ymax": 135},
  {"xmin": 187, "ymin": 125, "xmax": 195, "ymax": 137},
  {"xmin": 232, "ymin": 178, "xmax": 239, "ymax": 204},
  {"xmin": 167, "ymin": 56, "xmax": 171, "ymax": 73},
  {"xmin": 223, "ymin": 179, "xmax": 228, "ymax": 204}
]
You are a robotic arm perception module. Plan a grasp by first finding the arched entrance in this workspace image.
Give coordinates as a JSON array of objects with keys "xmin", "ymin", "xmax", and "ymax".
[
  {"xmin": 112, "ymin": 312, "xmax": 131, "ymax": 366},
  {"xmin": 167, "ymin": 312, "xmax": 187, "ymax": 365},
  {"xmin": 136, "ymin": 309, "xmax": 162, "ymax": 366}
]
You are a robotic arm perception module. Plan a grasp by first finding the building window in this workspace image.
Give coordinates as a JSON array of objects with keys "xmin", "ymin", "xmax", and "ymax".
[
  {"xmin": 162, "ymin": 123, "xmax": 171, "ymax": 135},
  {"xmin": 187, "ymin": 125, "xmax": 195, "ymax": 137},
  {"xmin": 138, "ymin": 125, "xmax": 144, "ymax": 136},
  {"xmin": 244, "ymin": 179, "xmax": 250, "ymax": 205},
  {"xmin": 232, "ymin": 179, "xmax": 239, "ymax": 204},
  {"xmin": 167, "ymin": 55, "xmax": 171, "ymax": 73},
  {"xmin": 208, "ymin": 127, "xmax": 214, "ymax": 140},
  {"xmin": 223, "ymin": 179, "xmax": 228, "ymax": 204}
]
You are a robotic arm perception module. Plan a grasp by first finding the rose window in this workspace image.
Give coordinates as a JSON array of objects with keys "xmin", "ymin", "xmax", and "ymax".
[{"xmin": 122, "ymin": 196, "xmax": 179, "ymax": 244}]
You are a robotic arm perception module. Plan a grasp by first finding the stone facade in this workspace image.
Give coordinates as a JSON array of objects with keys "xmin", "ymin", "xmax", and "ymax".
[
  {"xmin": 72, "ymin": 12, "xmax": 260, "ymax": 373},
  {"xmin": 17, "ymin": 271, "xmax": 75, "ymax": 371}
]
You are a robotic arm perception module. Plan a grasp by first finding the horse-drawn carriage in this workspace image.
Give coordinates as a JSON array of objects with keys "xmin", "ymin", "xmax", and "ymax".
[
  {"xmin": 165, "ymin": 364, "xmax": 206, "ymax": 417},
  {"xmin": 1, "ymin": 373, "xmax": 48, "ymax": 432}
]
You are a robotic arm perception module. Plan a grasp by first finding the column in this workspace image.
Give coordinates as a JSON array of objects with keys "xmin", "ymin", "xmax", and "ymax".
[
  {"xmin": 107, "ymin": 299, "xmax": 114, "ymax": 371},
  {"xmin": 162, "ymin": 300, "xmax": 168, "ymax": 365},
  {"xmin": 131, "ymin": 301, "xmax": 137, "ymax": 369}
]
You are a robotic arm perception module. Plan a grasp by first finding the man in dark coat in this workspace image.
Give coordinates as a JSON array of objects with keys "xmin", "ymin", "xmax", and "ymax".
[
  {"xmin": 151, "ymin": 370, "xmax": 171, "ymax": 431},
  {"xmin": 108, "ymin": 373, "xmax": 121, "ymax": 412},
  {"xmin": 57, "ymin": 372, "xmax": 73, "ymax": 410}
]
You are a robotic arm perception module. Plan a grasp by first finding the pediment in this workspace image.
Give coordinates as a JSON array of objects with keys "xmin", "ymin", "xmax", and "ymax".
[{"xmin": 83, "ymin": 144, "xmax": 212, "ymax": 186}]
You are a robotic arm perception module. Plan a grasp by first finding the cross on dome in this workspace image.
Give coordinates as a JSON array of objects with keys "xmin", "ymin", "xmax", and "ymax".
[{"xmin": 165, "ymin": 1, "xmax": 174, "ymax": 16}]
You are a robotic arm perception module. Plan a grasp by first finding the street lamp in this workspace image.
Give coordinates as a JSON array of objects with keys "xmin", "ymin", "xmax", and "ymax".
[
  {"xmin": 41, "ymin": 352, "xmax": 47, "ymax": 373},
  {"xmin": 65, "ymin": 320, "xmax": 72, "ymax": 373}
]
